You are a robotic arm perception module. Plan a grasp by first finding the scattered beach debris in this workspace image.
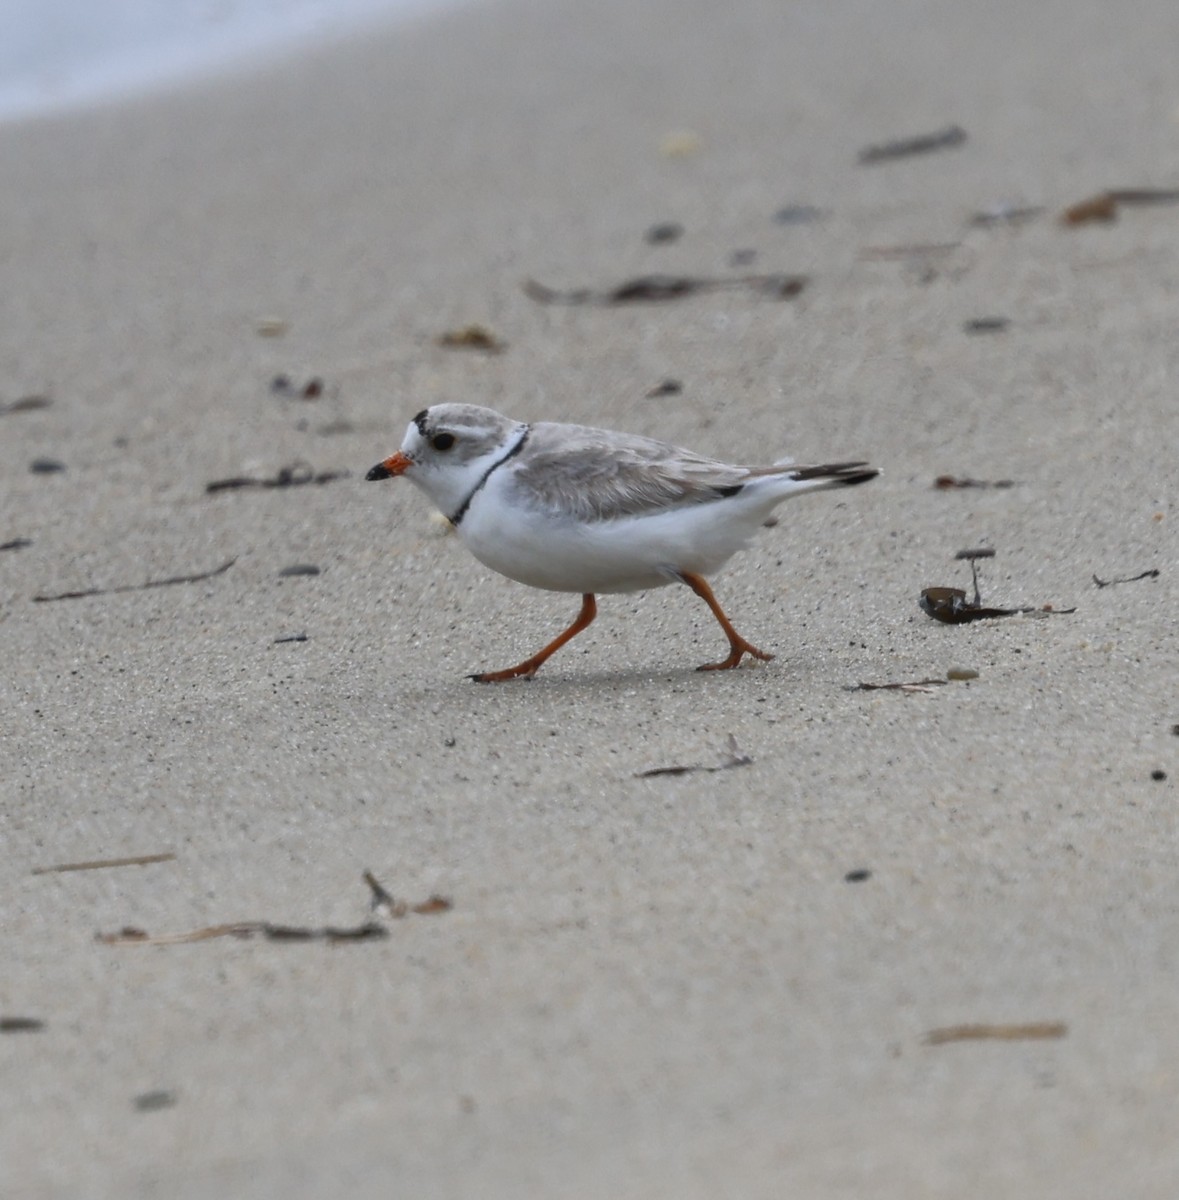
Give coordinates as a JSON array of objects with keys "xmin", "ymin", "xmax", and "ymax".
[
  {"xmin": 360, "ymin": 872, "xmax": 452, "ymax": 919},
  {"xmin": 920, "ymin": 587, "xmax": 1027, "ymax": 624},
  {"xmin": 968, "ymin": 203, "xmax": 1043, "ymax": 227},
  {"xmin": 32, "ymin": 852, "xmax": 175, "ymax": 875},
  {"xmin": 644, "ymin": 221, "xmax": 683, "ymax": 244},
  {"xmin": 523, "ymin": 273, "xmax": 807, "ymax": 306},
  {"xmin": 1151, "ymin": 770, "xmax": 1167, "ymax": 781},
  {"xmin": 255, "ymin": 317, "xmax": 288, "ymax": 337},
  {"xmin": 773, "ymin": 204, "xmax": 824, "ymax": 224},
  {"xmin": 1061, "ymin": 188, "xmax": 1179, "ymax": 225},
  {"xmin": 934, "ymin": 475, "xmax": 1016, "ymax": 490},
  {"xmin": 920, "ymin": 548, "xmax": 1075, "ymax": 623},
  {"xmin": 270, "ymin": 375, "xmax": 324, "ymax": 398},
  {"xmin": 278, "ymin": 564, "xmax": 320, "ymax": 577},
  {"xmin": 1092, "ymin": 568, "xmax": 1159, "ymax": 588},
  {"xmin": 635, "ymin": 733, "xmax": 752, "ymax": 778},
  {"xmin": 963, "ymin": 317, "xmax": 1010, "ymax": 334},
  {"xmin": 98, "ymin": 874, "xmax": 450, "ymax": 947},
  {"xmin": 0, "ymin": 394, "xmax": 51, "ymax": 415},
  {"xmin": 851, "ymin": 678, "xmax": 948, "ymax": 694},
  {"xmin": 0, "ymin": 1017, "xmax": 45, "ymax": 1033},
  {"xmin": 133, "ymin": 1090, "xmax": 178, "ymax": 1113},
  {"xmin": 206, "ymin": 462, "xmax": 347, "ymax": 492},
  {"xmin": 435, "ymin": 324, "xmax": 507, "ymax": 353},
  {"xmin": 98, "ymin": 922, "xmax": 389, "ymax": 946},
  {"xmin": 923, "ymin": 1021, "xmax": 1067, "ymax": 1046},
  {"xmin": 1, "ymin": 538, "xmax": 32, "ymax": 551},
  {"xmin": 273, "ymin": 633, "xmax": 308, "ymax": 644},
  {"xmin": 844, "ymin": 869, "xmax": 872, "ymax": 883},
  {"xmin": 34, "ymin": 558, "xmax": 235, "ymax": 603},
  {"xmin": 945, "ymin": 666, "xmax": 979, "ymax": 681},
  {"xmin": 29, "ymin": 458, "xmax": 65, "ymax": 474},
  {"xmin": 645, "ymin": 378, "xmax": 683, "ymax": 398},
  {"xmin": 857, "ymin": 124, "xmax": 967, "ymax": 164}
]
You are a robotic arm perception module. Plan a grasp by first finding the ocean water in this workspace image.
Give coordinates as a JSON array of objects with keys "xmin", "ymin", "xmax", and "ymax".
[{"xmin": 0, "ymin": 0, "xmax": 454, "ymax": 121}]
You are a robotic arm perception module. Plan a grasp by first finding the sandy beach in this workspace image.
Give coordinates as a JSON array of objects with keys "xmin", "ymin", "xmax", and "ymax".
[{"xmin": 2, "ymin": 0, "xmax": 1178, "ymax": 1194}]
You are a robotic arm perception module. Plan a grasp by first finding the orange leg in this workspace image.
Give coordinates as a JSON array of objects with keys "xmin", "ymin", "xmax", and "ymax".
[
  {"xmin": 678, "ymin": 572, "xmax": 774, "ymax": 671},
  {"xmin": 470, "ymin": 594, "xmax": 598, "ymax": 682}
]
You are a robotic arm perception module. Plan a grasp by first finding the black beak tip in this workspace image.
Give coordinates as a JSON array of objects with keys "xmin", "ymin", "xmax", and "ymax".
[{"xmin": 365, "ymin": 463, "xmax": 391, "ymax": 481}]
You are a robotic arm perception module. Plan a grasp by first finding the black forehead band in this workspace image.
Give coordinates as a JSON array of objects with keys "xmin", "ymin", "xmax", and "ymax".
[{"xmin": 412, "ymin": 409, "xmax": 430, "ymax": 435}]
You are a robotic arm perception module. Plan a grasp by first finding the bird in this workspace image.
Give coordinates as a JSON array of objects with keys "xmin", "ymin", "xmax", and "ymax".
[{"xmin": 366, "ymin": 403, "xmax": 877, "ymax": 681}]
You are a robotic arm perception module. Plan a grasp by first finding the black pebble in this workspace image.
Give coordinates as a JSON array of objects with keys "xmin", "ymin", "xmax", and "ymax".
[
  {"xmin": 844, "ymin": 869, "xmax": 872, "ymax": 883},
  {"xmin": 30, "ymin": 458, "xmax": 65, "ymax": 474},
  {"xmin": 1151, "ymin": 770, "xmax": 1167, "ymax": 782},
  {"xmin": 644, "ymin": 221, "xmax": 683, "ymax": 245}
]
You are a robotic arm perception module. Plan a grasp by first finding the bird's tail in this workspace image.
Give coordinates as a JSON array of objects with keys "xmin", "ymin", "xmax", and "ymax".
[
  {"xmin": 757, "ymin": 460, "xmax": 879, "ymax": 495},
  {"xmin": 784, "ymin": 461, "xmax": 879, "ymax": 488}
]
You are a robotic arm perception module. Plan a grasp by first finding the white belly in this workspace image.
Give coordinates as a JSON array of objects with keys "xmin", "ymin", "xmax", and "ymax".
[{"xmin": 457, "ymin": 487, "xmax": 769, "ymax": 593}]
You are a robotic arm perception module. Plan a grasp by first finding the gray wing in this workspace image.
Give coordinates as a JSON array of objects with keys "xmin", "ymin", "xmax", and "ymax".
[{"xmin": 508, "ymin": 422, "xmax": 753, "ymax": 521}]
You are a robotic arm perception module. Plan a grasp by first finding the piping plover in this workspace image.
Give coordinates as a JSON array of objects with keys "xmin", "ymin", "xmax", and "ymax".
[{"xmin": 366, "ymin": 404, "xmax": 877, "ymax": 681}]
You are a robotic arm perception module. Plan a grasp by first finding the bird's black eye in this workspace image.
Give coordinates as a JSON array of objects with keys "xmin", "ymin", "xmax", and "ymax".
[{"xmin": 431, "ymin": 432, "xmax": 456, "ymax": 451}]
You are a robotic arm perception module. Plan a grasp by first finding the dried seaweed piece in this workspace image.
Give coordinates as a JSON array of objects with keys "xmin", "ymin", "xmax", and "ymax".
[
  {"xmin": 98, "ymin": 873, "xmax": 451, "ymax": 947},
  {"xmin": 523, "ymin": 273, "xmax": 807, "ymax": 306},
  {"xmin": 636, "ymin": 734, "xmax": 752, "ymax": 778},
  {"xmin": 645, "ymin": 379, "xmax": 683, "ymax": 398},
  {"xmin": 1061, "ymin": 194, "xmax": 1118, "ymax": 224},
  {"xmin": 435, "ymin": 325, "xmax": 507, "ymax": 353},
  {"xmin": 1, "ymin": 538, "xmax": 32, "ymax": 551},
  {"xmin": 924, "ymin": 1021, "xmax": 1067, "ymax": 1045},
  {"xmin": 273, "ymin": 633, "xmax": 308, "ymax": 644},
  {"xmin": 97, "ymin": 920, "xmax": 390, "ymax": 946},
  {"xmin": 851, "ymin": 678, "xmax": 948, "ymax": 693},
  {"xmin": 1061, "ymin": 188, "xmax": 1179, "ymax": 225},
  {"xmin": 1092, "ymin": 568, "xmax": 1159, "ymax": 588},
  {"xmin": 34, "ymin": 558, "xmax": 235, "ymax": 603},
  {"xmin": 0, "ymin": 394, "xmax": 51, "ymax": 414},
  {"xmin": 32, "ymin": 852, "xmax": 175, "ymax": 875},
  {"xmin": 0, "ymin": 1017, "xmax": 45, "ymax": 1033},
  {"xmin": 857, "ymin": 125, "xmax": 967, "ymax": 164},
  {"xmin": 278, "ymin": 564, "xmax": 320, "ymax": 577},
  {"xmin": 919, "ymin": 587, "xmax": 1026, "ymax": 623},
  {"xmin": 934, "ymin": 475, "xmax": 1016, "ymax": 490},
  {"xmin": 205, "ymin": 463, "xmax": 347, "ymax": 492}
]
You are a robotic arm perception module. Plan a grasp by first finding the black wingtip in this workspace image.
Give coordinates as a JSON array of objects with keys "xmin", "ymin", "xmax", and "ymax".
[
  {"xmin": 365, "ymin": 463, "xmax": 391, "ymax": 481},
  {"xmin": 790, "ymin": 462, "xmax": 879, "ymax": 486}
]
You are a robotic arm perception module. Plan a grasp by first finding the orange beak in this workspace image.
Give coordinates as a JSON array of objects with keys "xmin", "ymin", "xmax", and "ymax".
[{"xmin": 365, "ymin": 451, "xmax": 413, "ymax": 481}]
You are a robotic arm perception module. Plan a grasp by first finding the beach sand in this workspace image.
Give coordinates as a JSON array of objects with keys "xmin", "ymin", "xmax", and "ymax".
[{"xmin": 2, "ymin": 0, "xmax": 1177, "ymax": 1194}]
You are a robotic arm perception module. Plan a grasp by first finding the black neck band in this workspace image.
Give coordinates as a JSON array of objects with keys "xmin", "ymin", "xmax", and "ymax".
[{"xmin": 449, "ymin": 425, "xmax": 531, "ymax": 526}]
